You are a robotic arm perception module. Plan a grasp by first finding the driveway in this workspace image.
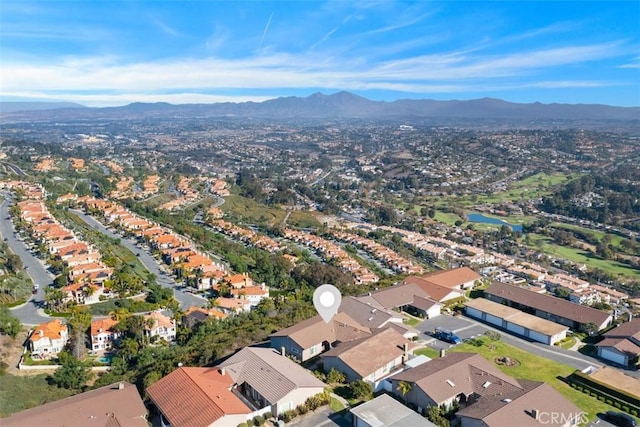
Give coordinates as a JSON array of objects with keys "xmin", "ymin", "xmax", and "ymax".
[{"xmin": 286, "ymin": 407, "xmax": 350, "ymax": 427}]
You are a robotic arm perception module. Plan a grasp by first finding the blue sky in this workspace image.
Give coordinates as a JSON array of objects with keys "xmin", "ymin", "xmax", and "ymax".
[{"xmin": 1, "ymin": 1, "xmax": 639, "ymax": 107}]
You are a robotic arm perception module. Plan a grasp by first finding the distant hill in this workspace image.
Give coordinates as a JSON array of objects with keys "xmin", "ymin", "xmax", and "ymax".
[
  {"xmin": 1, "ymin": 93, "xmax": 638, "ymax": 125},
  {"xmin": 0, "ymin": 101, "xmax": 87, "ymax": 113}
]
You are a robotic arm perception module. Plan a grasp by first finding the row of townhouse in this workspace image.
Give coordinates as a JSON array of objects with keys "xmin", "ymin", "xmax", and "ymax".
[
  {"xmin": 158, "ymin": 177, "xmax": 200, "ymax": 211},
  {"xmin": 12, "ymin": 185, "xmax": 113, "ymax": 305},
  {"xmin": 209, "ymin": 219, "xmax": 283, "ymax": 252},
  {"xmin": 380, "ymin": 224, "xmax": 625, "ymax": 309},
  {"xmin": 330, "ymin": 229, "xmax": 425, "ymax": 274},
  {"xmin": 82, "ymin": 197, "xmax": 269, "ymax": 314},
  {"xmin": 283, "ymin": 228, "xmax": 379, "ymax": 284},
  {"xmin": 0, "ymin": 180, "xmax": 46, "ymax": 199}
]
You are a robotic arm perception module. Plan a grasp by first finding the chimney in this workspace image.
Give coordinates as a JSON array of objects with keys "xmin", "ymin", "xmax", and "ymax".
[
  {"xmin": 118, "ymin": 381, "xmax": 125, "ymax": 390},
  {"xmin": 531, "ymin": 409, "xmax": 539, "ymax": 420},
  {"xmin": 281, "ymin": 346, "xmax": 286, "ymax": 357},
  {"xmin": 403, "ymin": 343, "xmax": 409, "ymax": 360},
  {"xmin": 440, "ymin": 348, "xmax": 446, "ymax": 358},
  {"xmin": 39, "ymin": 330, "xmax": 44, "ymax": 337},
  {"xmin": 219, "ymin": 368, "xmax": 226, "ymax": 376}
]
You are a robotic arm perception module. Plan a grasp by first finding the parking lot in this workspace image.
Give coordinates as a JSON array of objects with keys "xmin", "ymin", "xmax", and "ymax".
[{"xmin": 416, "ymin": 315, "xmax": 488, "ymax": 350}]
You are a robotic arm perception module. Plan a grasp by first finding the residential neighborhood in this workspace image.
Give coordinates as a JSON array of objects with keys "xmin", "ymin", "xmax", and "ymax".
[{"xmin": 1, "ymin": 108, "xmax": 640, "ymax": 427}]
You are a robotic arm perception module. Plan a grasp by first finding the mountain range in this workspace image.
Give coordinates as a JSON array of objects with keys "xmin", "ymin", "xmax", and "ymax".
[{"xmin": 1, "ymin": 92, "xmax": 638, "ymax": 123}]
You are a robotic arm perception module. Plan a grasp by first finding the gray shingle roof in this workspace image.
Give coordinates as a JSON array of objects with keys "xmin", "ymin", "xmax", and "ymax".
[{"xmin": 217, "ymin": 347, "xmax": 326, "ymax": 405}]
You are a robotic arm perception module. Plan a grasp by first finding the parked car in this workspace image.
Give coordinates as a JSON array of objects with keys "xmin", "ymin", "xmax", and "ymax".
[
  {"xmin": 433, "ymin": 327, "xmax": 462, "ymax": 344},
  {"xmin": 602, "ymin": 411, "xmax": 637, "ymax": 427}
]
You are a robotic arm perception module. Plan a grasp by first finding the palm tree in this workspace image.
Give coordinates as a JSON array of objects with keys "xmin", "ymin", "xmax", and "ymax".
[{"xmin": 397, "ymin": 381, "xmax": 412, "ymax": 404}]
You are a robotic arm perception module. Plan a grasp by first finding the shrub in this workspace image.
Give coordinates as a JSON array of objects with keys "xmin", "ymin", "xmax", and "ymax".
[
  {"xmin": 622, "ymin": 406, "xmax": 629, "ymax": 413},
  {"xmin": 279, "ymin": 410, "xmax": 297, "ymax": 423},
  {"xmin": 570, "ymin": 383, "xmax": 577, "ymax": 389},
  {"xmin": 296, "ymin": 403, "xmax": 309, "ymax": 415},
  {"xmin": 630, "ymin": 409, "xmax": 638, "ymax": 417},
  {"xmin": 613, "ymin": 402, "xmax": 621, "ymax": 409},
  {"xmin": 236, "ymin": 423, "xmax": 247, "ymax": 427},
  {"xmin": 252, "ymin": 415, "xmax": 264, "ymax": 426},
  {"xmin": 263, "ymin": 412, "xmax": 272, "ymax": 420},
  {"xmin": 598, "ymin": 396, "xmax": 605, "ymax": 402},
  {"xmin": 606, "ymin": 399, "xmax": 613, "ymax": 405}
]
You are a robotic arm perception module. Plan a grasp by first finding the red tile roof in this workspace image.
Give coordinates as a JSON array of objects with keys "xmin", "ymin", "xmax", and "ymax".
[{"xmin": 147, "ymin": 367, "xmax": 251, "ymax": 427}]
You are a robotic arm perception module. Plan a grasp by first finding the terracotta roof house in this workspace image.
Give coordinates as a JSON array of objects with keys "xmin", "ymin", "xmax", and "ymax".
[
  {"xmin": 143, "ymin": 311, "xmax": 176, "ymax": 343},
  {"xmin": 217, "ymin": 347, "xmax": 327, "ymax": 416},
  {"xmin": 404, "ymin": 276, "xmax": 466, "ymax": 303},
  {"xmin": 421, "ymin": 267, "xmax": 482, "ymax": 290},
  {"xmin": 90, "ymin": 317, "xmax": 120, "ymax": 352},
  {"xmin": 270, "ymin": 312, "xmax": 371, "ymax": 362},
  {"xmin": 2, "ymin": 381, "xmax": 148, "ymax": 427},
  {"xmin": 147, "ymin": 367, "xmax": 252, "ymax": 427},
  {"xmin": 389, "ymin": 352, "xmax": 523, "ymax": 411},
  {"xmin": 350, "ymin": 393, "xmax": 437, "ymax": 427},
  {"xmin": 215, "ymin": 297, "xmax": 252, "ymax": 314},
  {"xmin": 321, "ymin": 327, "xmax": 414, "ymax": 384},
  {"xmin": 183, "ymin": 306, "xmax": 227, "ymax": 328},
  {"xmin": 28, "ymin": 319, "xmax": 69, "ymax": 359},
  {"xmin": 596, "ymin": 318, "xmax": 640, "ymax": 367},
  {"xmin": 484, "ymin": 282, "xmax": 613, "ymax": 332},
  {"xmin": 457, "ymin": 380, "xmax": 583, "ymax": 427}
]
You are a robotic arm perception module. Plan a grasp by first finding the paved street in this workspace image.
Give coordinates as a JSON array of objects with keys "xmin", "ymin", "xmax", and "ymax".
[
  {"xmin": 69, "ymin": 209, "xmax": 207, "ymax": 310},
  {"xmin": 1, "ymin": 194, "xmax": 54, "ymax": 325},
  {"xmin": 286, "ymin": 407, "xmax": 350, "ymax": 427}
]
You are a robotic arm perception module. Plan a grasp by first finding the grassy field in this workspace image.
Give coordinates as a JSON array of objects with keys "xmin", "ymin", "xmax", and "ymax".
[
  {"xmin": 221, "ymin": 195, "xmax": 287, "ymax": 225},
  {"xmin": 552, "ymin": 223, "xmax": 626, "ymax": 249},
  {"xmin": 423, "ymin": 172, "xmax": 577, "ymax": 209},
  {"xmin": 0, "ymin": 374, "xmax": 75, "ymax": 417},
  {"xmin": 450, "ymin": 337, "xmax": 627, "ymax": 424},
  {"xmin": 527, "ymin": 234, "xmax": 640, "ymax": 279}
]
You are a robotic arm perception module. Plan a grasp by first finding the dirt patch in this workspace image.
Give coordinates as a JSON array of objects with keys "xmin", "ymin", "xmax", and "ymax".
[
  {"xmin": 0, "ymin": 328, "xmax": 56, "ymax": 376},
  {"xmin": 494, "ymin": 356, "xmax": 520, "ymax": 368}
]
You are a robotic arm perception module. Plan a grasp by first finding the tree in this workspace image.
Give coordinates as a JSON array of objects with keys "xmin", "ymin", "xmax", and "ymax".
[
  {"xmin": 326, "ymin": 368, "xmax": 346, "ymax": 384},
  {"xmin": 0, "ymin": 306, "xmax": 22, "ymax": 338},
  {"xmin": 427, "ymin": 405, "xmax": 450, "ymax": 427},
  {"xmin": 68, "ymin": 307, "xmax": 92, "ymax": 358},
  {"xmin": 51, "ymin": 351, "xmax": 91, "ymax": 390},
  {"xmin": 397, "ymin": 380, "xmax": 412, "ymax": 403},
  {"xmin": 349, "ymin": 380, "xmax": 373, "ymax": 401}
]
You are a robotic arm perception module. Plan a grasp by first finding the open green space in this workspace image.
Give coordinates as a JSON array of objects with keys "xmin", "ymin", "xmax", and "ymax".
[
  {"xmin": 450, "ymin": 337, "xmax": 627, "ymax": 424},
  {"xmin": 527, "ymin": 234, "xmax": 640, "ymax": 278},
  {"xmin": 221, "ymin": 195, "xmax": 287, "ymax": 225},
  {"xmin": 0, "ymin": 374, "xmax": 75, "ymax": 417},
  {"xmin": 552, "ymin": 223, "xmax": 626, "ymax": 249},
  {"xmin": 287, "ymin": 211, "xmax": 321, "ymax": 229},
  {"xmin": 424, "ymin": 172, "xmax": 578, "ymax": 209}
]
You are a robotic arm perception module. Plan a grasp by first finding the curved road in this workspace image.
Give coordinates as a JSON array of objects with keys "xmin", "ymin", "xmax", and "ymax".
[
  {"xmin": 1, "ymin": 194, "xmax": 54, "ymax": 325},
  {"xmin": 68, "ymin": 209, "xmax": 207, "ymax": 310}
]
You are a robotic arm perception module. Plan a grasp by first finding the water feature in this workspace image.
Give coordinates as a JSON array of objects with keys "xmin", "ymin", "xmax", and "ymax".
[
  {"xmin": 98, "ymin": 355, "xmax": 112, "ymax": 364},
  {"xmin": 467, "ymin": 213, "xmax": 523, "ymax": 232}
]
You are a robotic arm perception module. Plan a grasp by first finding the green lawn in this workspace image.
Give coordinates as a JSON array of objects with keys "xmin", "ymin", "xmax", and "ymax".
[
  {"xmin": 527, "ymin": 234, "xmax": 640, "ymax": 279},
  {"xmin": 414, "ymin": 347, "xmax": 441, "ymax": 359},
  {"xmin": 433, "ymin": 211, "xmax": 463, "ymax": 226},
  {"xmin": 552, "ymin": 223, "xmax": 626, "ymax": 249},
  {"xmin": 450, "ymin": 337, "xmax": 623, "ymax": 424},
  {"xmin": 403, "ymin": 316, "xmax": 422, "ymax": 328},
  {"xmin": 0, "ymin": 374, "xmax": 75, "ymax": 417},
  {"xmin": 329, "ymin": 396, "xmax": 345, "ymax": 412}
]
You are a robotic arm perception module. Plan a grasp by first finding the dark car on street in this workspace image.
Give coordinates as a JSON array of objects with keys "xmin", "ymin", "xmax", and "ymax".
[
  {"xmin": 602, "ymin": 411, "xmax": 638, "ymax": 427},
  {"xmin": 433, "ymin": 327, "xmax": 462, "ymax": 344}
]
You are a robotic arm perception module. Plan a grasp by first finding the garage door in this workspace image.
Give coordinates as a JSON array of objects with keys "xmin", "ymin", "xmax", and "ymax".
[
  {"xmin": 486, "ymin": 314, "xmax": 503, "ymax": 327},
  {"xmin": 506, "ymin": 322, "xmax": 525, "ymax": 336},
  {"xmin": 528, "ymin": 330, "xmax": 550, "ymax": 344},
  {"xmin": 466, "ymin": 307, "xmax": 483, "ymax": 320},
  {"xmin": 599, "ymin": 348, "xmax": 627, "ymax": 365}
]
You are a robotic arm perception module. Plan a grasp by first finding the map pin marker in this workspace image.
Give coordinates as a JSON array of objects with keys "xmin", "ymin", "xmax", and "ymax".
[{"xmin": 313, "ymin": 284, "xmax": 342, "ymax": 323}]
